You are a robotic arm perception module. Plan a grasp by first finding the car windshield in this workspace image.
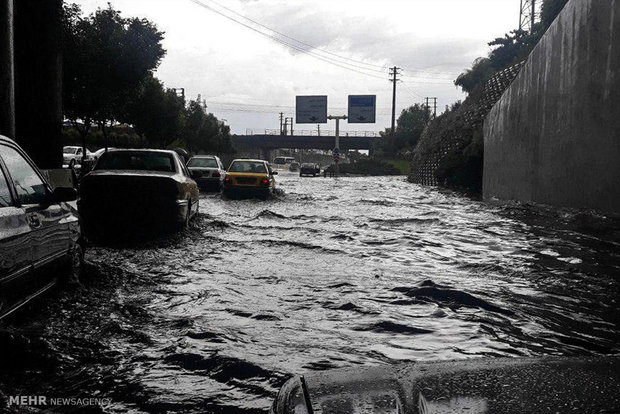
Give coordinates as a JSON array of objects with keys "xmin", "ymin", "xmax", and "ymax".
[
  {"xmin": 228, "ymin": 161, "xmax": 267, "ymax": 173},
  {"xmin": 63, "ymin": 147, "xmax": 78, "ymax": 154},
  {"xmin": 96, "ymin": 152, "xmax": 176, "ymax": 172},
  {"xmin": 301, "ymin": 163, "xmax": 314, "ymax": 168},
  {"xmin": 187, "ymin": 157, "xmax": 218, "ymax": 168}
]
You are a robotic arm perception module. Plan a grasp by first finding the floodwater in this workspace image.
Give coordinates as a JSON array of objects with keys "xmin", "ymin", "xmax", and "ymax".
[{"xmin": 1, "ymin": 173, "xmax": 619, "ymax": 413}]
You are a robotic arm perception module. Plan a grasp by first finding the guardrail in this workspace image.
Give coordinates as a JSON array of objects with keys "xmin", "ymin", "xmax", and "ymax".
[{"xmin": 245, "ymin": 129, "xmax": 381, "ymax": 137}]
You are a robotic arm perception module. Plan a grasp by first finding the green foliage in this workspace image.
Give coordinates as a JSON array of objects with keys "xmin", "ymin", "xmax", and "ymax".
[
  {"xmin": 455, "ymin": 0, "xmax": 569, "ymax": 94},
  {"xmin": 332, "ymin": 159, "xmax": 401, "ymax": 176},
  {"xmin": 541, "ymin": 0, "xmax": 570, "ymax": 27},
  {"xmin": 61, "ymin": 3, "xmax": 231, "ymax": 154},
  {"xmin": 62, "ymin": 3, "xmax": 165, "ymax": 139},
  {"xmin": 376, "ymin": 104, "xmax": 427, "ymax": 155},
  {"xmin": 124, "ymin": 76, "xmax": 185, "ymax": 148},
  {"xmin": 434, "ymin": 129, "xmax": 484, "ymax": 192},
  {"xmin": 183, "ymin": 101, "xmax": 235, "ymax": 154}
]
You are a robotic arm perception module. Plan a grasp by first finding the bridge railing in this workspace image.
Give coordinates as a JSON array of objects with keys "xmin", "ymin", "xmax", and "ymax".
[{"xmin": 245, "ymin": 129, "xmax": 382, "ymax": 137}]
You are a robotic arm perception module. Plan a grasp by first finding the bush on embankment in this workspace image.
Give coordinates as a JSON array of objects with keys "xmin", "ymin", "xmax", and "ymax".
[{"xmin": 329, "ymin": 159, "xmax": 401, "ymax": 176}]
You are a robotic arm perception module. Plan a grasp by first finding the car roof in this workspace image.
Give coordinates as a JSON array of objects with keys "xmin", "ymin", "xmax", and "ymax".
[
  {"xmin": 190, "ymin": 155, "xmax": 217, "ymax": 159},
  {"xmin": 231, "ymin": 158, "xmax": 267, "ymax": 163},
  {"xmin": 104, "ymin": 148, "xmax": 177, "ymax": 155}
]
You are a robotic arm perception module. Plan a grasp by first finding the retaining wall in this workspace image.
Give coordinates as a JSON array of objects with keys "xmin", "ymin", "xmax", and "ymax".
[{"xmin": 484, "ymin": 0, "xmax": 620, "ymax": 214}]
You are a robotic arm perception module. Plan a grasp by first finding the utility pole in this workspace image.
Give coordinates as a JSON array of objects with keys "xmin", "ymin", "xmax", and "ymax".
[
  {"xmin": 328, "ymin": 114, "xmax": 347, "ymax": 176},
  {"xmin": 0, "ymin": 0, "xmax": 15, "ymax": 139},
  {"xmin": 317, "ymin": 124, "xmax": 320, "ymax": 136},
  {"xmin": 279, "ymin": 112, "xmax": 284, "ymax": 135},
  {"xmin": 285, "ymin": 117, "xmax": 293, "ymax": 136},
  {"xmin": 389, "ymin": 66, "xmax": 401, "ymax": 135},
  {"xmin": 283, "ymin": 117, "xmax": 288, "ymax": 136}
]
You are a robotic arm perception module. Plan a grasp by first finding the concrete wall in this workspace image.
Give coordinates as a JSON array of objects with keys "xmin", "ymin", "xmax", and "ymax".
[{"xmin": 484, "ymin": 0, "xmax": 620, "ymax": 214}]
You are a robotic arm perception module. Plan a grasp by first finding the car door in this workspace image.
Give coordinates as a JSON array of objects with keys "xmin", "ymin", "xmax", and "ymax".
[
  {"xmin": 0, "ymin": 155, "xmax": 33, "ymax": 317},
  {"xmin": 0, "ymin": 143, "xmax": 70, "ymax": 277}
]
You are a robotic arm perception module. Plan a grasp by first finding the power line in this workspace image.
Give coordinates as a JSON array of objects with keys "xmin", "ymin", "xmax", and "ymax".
[
  {"xmin": 196, "ymin": 0, "xmax": 389, "ymax": 71},
  {"xmin": 187, "ymin": 0, "xmax": 459, "ymax": 84},
  {"xmin": 187, "ymin": 0, "xmax": 387, "ymax": 80}
]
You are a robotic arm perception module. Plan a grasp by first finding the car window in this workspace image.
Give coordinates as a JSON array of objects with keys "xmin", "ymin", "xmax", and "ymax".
[
  {"xmin": 187, "ymin": 158, "xmax": 218, "ymax": 168},
  {"xmin": 0, "ymin": 169, "xmax": 12, "ymax": 207},
  {"xmin": 96, "ymin": 152, "xmax": 176, "ymax": 172},
  {"xmin": 63, "ymin": 147, "xmax": 77, "ymax": 154},
  {"xmin": 228, "ymin": 161, "xmax": 267, "ymax": 173},
  {"xmin": 0, "ymin": 145, "xmax": 48, "ymax": 205}
]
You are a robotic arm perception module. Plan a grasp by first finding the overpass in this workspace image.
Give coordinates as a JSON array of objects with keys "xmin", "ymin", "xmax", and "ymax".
[{"xmin": 231, "ymin": 130, "xmax": 382, "ymax": 160}]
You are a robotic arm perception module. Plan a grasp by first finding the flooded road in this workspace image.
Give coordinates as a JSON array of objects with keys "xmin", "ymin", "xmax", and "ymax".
[{"xmin": 2, "ymin": 173, "xmax": 620, "ymax": 413}]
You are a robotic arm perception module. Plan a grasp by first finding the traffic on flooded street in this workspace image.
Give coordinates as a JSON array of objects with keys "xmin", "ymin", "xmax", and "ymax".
[
  {"xmin": 1, "ymin": 172, "xmax": 619, "ymax": 413},
  {"xmin": 2, "ymin": 0, "xmax": 620, "ymax": 412}
]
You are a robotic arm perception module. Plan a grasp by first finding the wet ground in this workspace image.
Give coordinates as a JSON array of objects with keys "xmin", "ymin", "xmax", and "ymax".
[{"xmin": 1, "ymin": 173, "xmax": 620, "ymax": 413}]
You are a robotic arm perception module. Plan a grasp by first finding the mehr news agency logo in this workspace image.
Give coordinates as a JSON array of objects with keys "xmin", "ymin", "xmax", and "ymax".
[{"xmin": 8, "ymin": 395, "xmax": 112, "ymax": 408}]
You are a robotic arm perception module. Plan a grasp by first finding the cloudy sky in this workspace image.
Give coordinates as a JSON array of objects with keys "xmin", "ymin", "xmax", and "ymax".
[{"xmin": 75, "ymin": 0, "xmax": 519, "ymax": 134}]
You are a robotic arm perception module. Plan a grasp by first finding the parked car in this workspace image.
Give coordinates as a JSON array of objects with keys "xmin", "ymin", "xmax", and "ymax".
[
  {"xmin": 223, "ymin": 159, "xmax": 277, "ymax": 200},
  {"xmin": 78, "ymin": 149, "xmax": 199, "ymax": 240},
  {"xmin": 1, "ymin": 135, "xmax": 83, "ymax": 320},
  {"xmin": 299, "ymin": 163, "xmax": 320, "ymax": 177},
  {"xmin": 186, "ymin": 155, "xmax": 226, "ymax": 191},
  {"xmin": 63, "ymin": 145, "xmax": 93, "ymax": 168},
  {"xmin": 272, "ymin": 156, "xmax": 295, "ymax": 166}
]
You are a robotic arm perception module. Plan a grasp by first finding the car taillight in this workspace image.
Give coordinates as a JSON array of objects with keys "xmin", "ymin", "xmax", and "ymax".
[
  {"xmin": 261, "ymin": 178, "xmax": 270, "ymax": 186},
  {"xmin": 224, "ymin": 176, "xmax": 231, "ymax": 184},
  {"xmin": 212, "ymin": 172, "xmax": 221, "ymax": 178}
]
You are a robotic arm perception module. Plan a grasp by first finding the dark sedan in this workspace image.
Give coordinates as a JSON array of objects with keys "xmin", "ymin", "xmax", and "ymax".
[
  {"xmin": 78, "ymin": 149, "xmax": 199, "ymax": 240},
  {"xmin": 299, "ymin": 163, "xmax": 320, "ymax": 177},
  {"xmin": 1, "ymin": 135, "xmax": 83, "ymax": 320}
]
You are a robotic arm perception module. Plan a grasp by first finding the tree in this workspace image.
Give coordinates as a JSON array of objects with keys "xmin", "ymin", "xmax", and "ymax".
[
  {"xmin": 183, "ymin": 101, "xmax": 234, "ymax": 154},
  {"xmin": 378, "ymin": 104, "xmax": 427, "ymax": 154},
  {"xmin": 124, "ymin": 76, "xmax": 185, "ymax": 149},
  {"xmin": 455, "ymin": 0, "xmax": 569, "ymax": 94},
  {"xmin": 62, "ymin": 3, "xmax": 165, "ymax": 152}
]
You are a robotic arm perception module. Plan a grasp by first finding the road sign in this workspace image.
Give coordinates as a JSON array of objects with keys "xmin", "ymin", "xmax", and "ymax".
[
  {"xmin": 333, "ymin": 147, "xmax": 340, "ymax": 155},
  {"xmin": 296, "ymin": 96, "xmax": 328, "ymax": 124},
  {"xmin": 348, "ymin": 95, "xmax": 376, "ymax": 124}
]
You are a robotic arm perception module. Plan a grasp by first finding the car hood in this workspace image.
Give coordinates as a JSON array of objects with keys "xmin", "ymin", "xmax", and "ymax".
[{"xmin": 271, "ymin": 357, "xmax": 620, "ymax": 414}]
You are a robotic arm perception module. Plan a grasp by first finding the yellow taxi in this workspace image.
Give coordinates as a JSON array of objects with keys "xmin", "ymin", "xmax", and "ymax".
[{"xmin": 223, "ymin": 159, "xmax": 277, "ymax": 199}]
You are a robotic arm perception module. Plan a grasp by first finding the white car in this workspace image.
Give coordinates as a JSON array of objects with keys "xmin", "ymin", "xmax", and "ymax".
[{"xmin": 63, "ymin": 146, "xmax": 93, "ymax": 168}]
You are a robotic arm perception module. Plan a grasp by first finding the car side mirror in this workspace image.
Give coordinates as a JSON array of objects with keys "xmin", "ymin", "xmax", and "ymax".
[
  {"xmin": 53, "ymin": 187, "xmax": 78, "ymax": 202},
  {"xmin": 271, "ymin": 171, "xmax": 278, "ymax": 175}
]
